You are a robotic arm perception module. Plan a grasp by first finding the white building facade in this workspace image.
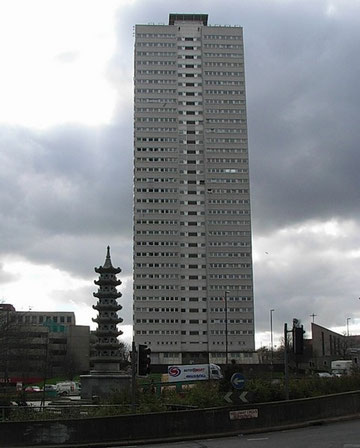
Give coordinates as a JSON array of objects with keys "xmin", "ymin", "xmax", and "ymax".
[{"xmin": 133, "ymin": 14, "xmax": 255, "ymax": 366}]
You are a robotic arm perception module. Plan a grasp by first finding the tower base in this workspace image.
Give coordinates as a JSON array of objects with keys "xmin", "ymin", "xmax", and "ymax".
[{"xmin": 80, "ymin": 371, "xmax": 131, "ymax": 400}]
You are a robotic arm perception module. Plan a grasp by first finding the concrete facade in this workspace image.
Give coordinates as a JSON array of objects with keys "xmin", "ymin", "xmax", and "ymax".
[
  {"xmin": 0, "ymin": 305, "xmax": 90, "ymax": 381},
  {"xmin": 133, "ymin": 14, "xmax": 255, "ymax": 366}
]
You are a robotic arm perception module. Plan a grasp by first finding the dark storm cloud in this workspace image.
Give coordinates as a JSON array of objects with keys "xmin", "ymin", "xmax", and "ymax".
[{"xmin": 0, "ymin": 123, "xmax": 133, "ymax": 277}]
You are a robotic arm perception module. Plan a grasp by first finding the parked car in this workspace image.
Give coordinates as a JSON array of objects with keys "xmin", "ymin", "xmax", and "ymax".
[
  {"xmin": 25, "ymin": 385, "xmax": 41, "ymax": 392},
  {"xmin": 316, "ymin": 372, "xmax": 333, "ymax": 378},
  {"xmin": 44, "ymin": 384, "xmax": 57, "ymax": 392}
]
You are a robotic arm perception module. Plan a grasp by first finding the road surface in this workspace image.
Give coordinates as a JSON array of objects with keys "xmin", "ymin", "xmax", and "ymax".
[{"xmin": 114, "ymin": 418, "xmax": 360, "ymax": 448}]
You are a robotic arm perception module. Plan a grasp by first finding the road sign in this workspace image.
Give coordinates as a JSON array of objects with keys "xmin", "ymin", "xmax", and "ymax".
[
  {"xmin": 229, "ymin": 409, "xmax": 258, "ymax": 420},
  {"xmin": 224, "ymin": 390, "xmax": 252, "ymax": 404},
  {"xmin": 231, "ymin": 372, "xmax": 246, "ymax": 390}
]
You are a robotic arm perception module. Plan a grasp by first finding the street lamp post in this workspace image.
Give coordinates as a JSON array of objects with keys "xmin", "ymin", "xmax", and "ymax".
[
  {"xmin": 270, "ymin": 309, "xmax": 275, "ymax": 365},
  {"xmin": 224, "ymin": 291, "xmax": 229, "ymax": 365},
  {"xmin": 347, "ymin": 317, "xmax": 351, "ymax": 337}
]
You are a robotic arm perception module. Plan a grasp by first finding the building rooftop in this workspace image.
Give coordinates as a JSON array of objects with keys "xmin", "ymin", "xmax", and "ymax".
[{"xmin": 169, "ymin": 13, "xmax": 208, "ymax": 26}]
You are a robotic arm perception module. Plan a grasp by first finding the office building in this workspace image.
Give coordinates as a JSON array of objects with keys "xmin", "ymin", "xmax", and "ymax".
[
  {"xmin": 133, "ymin": 13, "xmax": 255, "ymax": 365},
  {"xmin": 0, "ymin": 304, "xmax": 90, "ymax": 382}
]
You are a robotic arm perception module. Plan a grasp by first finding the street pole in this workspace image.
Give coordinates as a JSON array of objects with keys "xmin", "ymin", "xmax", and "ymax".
[
  {"xmin": 347, "ymin": 317, "xmax": 351, "ymax": 337},
  {"xmin": 270, "ymin": 309, "xmax": 274, "ymax": 365},
  {"xmin": 225, "ymin": 291, "xmax": 229, "ymax": 365},
  {"xmin": 131, "ymin": 340, "xmax": 136, "ymax": 413},
  {"xmin": 284, "ymin": 323, "xmax": 289, "ymax": 400}
]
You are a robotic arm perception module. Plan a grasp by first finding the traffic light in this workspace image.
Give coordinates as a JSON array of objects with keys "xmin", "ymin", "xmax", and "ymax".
[
  {"xmin": 293, "ymin": 325, "xmax": 305, "ymax": 355},
  {"xmin": 138, "ymin": 344, "xmax": 151, "ymax": 376}
]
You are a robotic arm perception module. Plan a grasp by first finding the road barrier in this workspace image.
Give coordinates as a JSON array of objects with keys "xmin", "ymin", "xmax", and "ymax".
[{"xmin": 1, "ymin": 390, "xmax": 360, "ymax": 447}]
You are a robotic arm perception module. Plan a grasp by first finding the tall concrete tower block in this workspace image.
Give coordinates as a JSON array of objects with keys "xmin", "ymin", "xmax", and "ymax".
[{"xmin": 133, "ymin": 14, "xmax": 255, "ymax": 366}]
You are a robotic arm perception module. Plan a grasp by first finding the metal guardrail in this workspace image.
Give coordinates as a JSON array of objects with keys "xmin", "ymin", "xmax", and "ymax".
[{"xmin": 0, "ymin": 403, "xmax": 135, "ymax": 421}]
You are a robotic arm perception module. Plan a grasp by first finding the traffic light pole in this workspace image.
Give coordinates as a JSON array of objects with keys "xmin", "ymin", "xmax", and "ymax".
[
  {"xmin": 284, "ymin": 323, "xmax": 289, "ymax": 400},
  {"xmin": 131, "ymin": 340, "xmax": 136, "ymax": 413}
]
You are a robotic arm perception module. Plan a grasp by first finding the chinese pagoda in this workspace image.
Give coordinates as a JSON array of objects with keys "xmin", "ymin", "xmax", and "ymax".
[
  {"xmin": 80, "ymin": 246, "xmax": 130, "ymax": 399},
  {"xmin": 92, "ymin": 246, "xmax": 123, "ymax": 371}
]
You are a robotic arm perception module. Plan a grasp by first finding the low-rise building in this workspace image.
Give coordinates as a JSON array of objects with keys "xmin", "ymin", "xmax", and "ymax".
[{"xmin": 0, "ymin": 304, "xmax": 90, "ymax": 383}]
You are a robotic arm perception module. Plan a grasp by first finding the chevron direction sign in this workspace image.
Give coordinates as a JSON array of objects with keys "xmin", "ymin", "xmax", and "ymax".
[{"xmin": 224, "ymin": 390, "xmax": 251, "ymax": 404}]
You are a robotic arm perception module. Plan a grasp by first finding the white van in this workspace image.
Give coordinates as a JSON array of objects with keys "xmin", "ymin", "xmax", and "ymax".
[{"xmin": 56, "ymin": 381, "xmax": 80, "ymax": 396}]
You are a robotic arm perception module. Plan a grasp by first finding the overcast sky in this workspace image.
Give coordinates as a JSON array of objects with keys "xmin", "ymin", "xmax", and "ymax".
[{"xmin": 1, "ymin": 0, "xmax": 360, "ymax": 349}]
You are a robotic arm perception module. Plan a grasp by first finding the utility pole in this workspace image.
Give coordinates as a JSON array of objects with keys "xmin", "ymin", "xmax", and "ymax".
[
  {"xmin": 270, "ymin": 309, "xmax": 275, "ymax": 365},
  {"xmin": 224, "ymin": 291, "xmax": 229, "ymax": 365},
  {"xmin": 284, "ymin": 323, "xmax": 290, "ymax": 400},
  {"xmin": 131, "ymin": 341, "xmax": 137, "ymax": 413}
]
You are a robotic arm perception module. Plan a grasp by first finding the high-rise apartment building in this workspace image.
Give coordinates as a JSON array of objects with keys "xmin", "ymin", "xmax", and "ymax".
[{"xmin": 133, "ymin": 14, "xmax": 255, "ymax": 366}]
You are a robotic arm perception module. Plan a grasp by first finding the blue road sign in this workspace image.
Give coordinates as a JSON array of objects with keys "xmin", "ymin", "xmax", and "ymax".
[{"xmin": 231, "ymin": 372, "xmax": 246, "ymax": 390}]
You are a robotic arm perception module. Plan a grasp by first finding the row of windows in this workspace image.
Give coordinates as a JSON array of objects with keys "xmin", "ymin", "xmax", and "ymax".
[
  {"xmin": 136, "ymin": 241, "xmax": 177, "ymax": 246},
  {"xmin": 206, "ymin": 129, "xmax": 246, "ymax": 134},
  {"xmin": 210, "ymin": 285, "xmax": 252, "ymax": 290},
  {"xmin": 208, "ymin": 189, "xmax": 249, "ymax": 194},
  {"xmin": 208, "ymin": 209, "xmax": 249, "ymax": 215},
  {"xmin": 208, "ymin": 179, "xmax": 249, "ymax": 184},
  {"xmin": 211, "ymin": 318, "xmax": 253, "ymax": 323},
  {"xmin": 136, "ymin": 198, "xmax": 177, "ymax": 203},
  {"xmin": 204, "ymin": 62, "xmax": 242, "ymax": 67},
  {"xmin": 203, "ymin": 43, "xmax": 242, "ymax": 49},
  {"xmin": 136, "ymin": 318, "xmax": 179, "ymax": 323},
  {"xmin": 136, "ymin": 79, "xmax": 177, "ymax": 85},
  {"xmin": 136, "ymin": 89, "xmax": 177, "ymax": 94},
  {"xmin": 135, "ymin": 263, "xmax": 178, "ymax": 268},
  {"xmin": 136, "ymin": 167, "xmax": 177, "ymax": 172},
  {"xmin": 207, "ymin": 138, "xmax": 247, "ymax": 143},
  {"xmin": 135, "ymin": 307, "xmax": 179, "ymax": 312},
  {"xmin": 208, "ymin": 220, "xmax": 250, "ymax": 225},
  {"xmin": 136, "ymin": 35, "xmax": 241, "ymax": 42},
  {"xmin": 135, "ymin": 209, "xmax": 177, "ymax": 214},
  {"xmin": 136, "ymin": 107, "xmax": 177, "ymax": 113},
  {"xmin": 136, "ymin": 137, "xmax": 177, "ymax": 142},
  {"xmin": 133, "ymin": 296, "xmax": 252, "ymax": 302},
  {"xmin": 136, "ymin": 219, "xmax": 177, "ymax": 225},
  {"xmin": 136, "ymin": 147, "xmax": 177, "ymax": 152},
  {"xmin": 137, "ymin": 69, "xmax": 177, "ymax": 75},
  {"xmin": 136, "ymin": 285, "xmax": 178, "ymax": 289},
  {"xmin": 209, "ymin": 242, "xmax": 251, "ymax": 247},
  {"xmin": 136, "ymin": 33, "xmax": 176, "ymax": 38},
  {"xmin": 204, "ymin": 71, "xmax": 243, "ymax": 76},
  {"xmin": 137, "ymin": 117, "xmax": 177, "ymax": 122},
  {"xmin": 136, "ymin": 330, "xmax": 180, "ymax": 335},
  {"xmin": 208, "ymin": 158, "xmax": 248, "ymax": 163},
  {"xmin": 208, "ymin": 232, "xmax": 250, "ymax": 237},
  {"xmin": 204, "ymin": 52, "xmax": 243, "ymax": 58},
  {"xmin": 134, "ymin": 296, "xmax": 179, "ymax": 301},
  {"xmin": 209, "ymin": 252, "xmax": 251, "ymax": 258},
  {"xmin": 136, "ymin": 42, "xmax": 176, "ymax": 47},
  {"xmin": 211, "ymin": 330, "xmax": 253, "ymax": 335},
  {"xmin": 206, "ymin": 119, "xmax": 246, "ymax": 124},
  {"xmin": 209, "ymin": 274, "xmax": 252, "ymax": 279},
  {"xmin": 136, "ymin": 157, "xmax": 177, "ymax": 162},
  {"xmin": 137, "ymin": 60, "xmax": 176, "ymax": 66},
  {"xmin": 211, "ymin": 307, "xmax": 252, "ymax": 312},
  {"xmin": 205, "ymin": 81, "xmax": 244, "ymax": 86},
  {"xmin": 205, "ymin": 109, "xmax": 246, "ymax": 114},
  {"xmin": 136, "ymin": 230, "xmax": 178, "ymax": 236},
  {"xmin": 208, "ymin": 199, "xmax": 250, "ymax": 204},
  {"xmin": 203, "ymin": 35, "xmax": 242, "ymax": 40},
  {"xmin": 205, "ymin": 89, "xmax": 244, "ymax": 95},
  {"xmin": 135, "ymin": 219, "xmax": 250, "ymax": 226},
  {"xmin": 205, "ymin": 99, "xmax": 246, "ymax": 105},
  {"xmin": 136, "ymin": 51, "xmax": 177, "ymax": 56},
  {"xmin": 136, "ymin": 98, "xmax": 177, "ymax": 104},
  {"xmin": 136, "ymin": 187, "xmax": 178, "ymax": 192}
]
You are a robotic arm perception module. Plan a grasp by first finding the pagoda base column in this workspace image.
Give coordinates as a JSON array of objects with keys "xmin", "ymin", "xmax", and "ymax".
[{"xmin": 80, "ymin": 371, "xmax": 131, "ymax": 400}]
